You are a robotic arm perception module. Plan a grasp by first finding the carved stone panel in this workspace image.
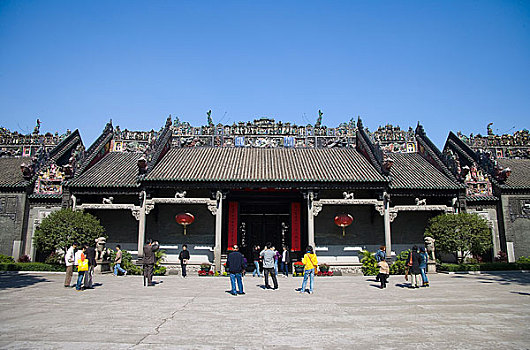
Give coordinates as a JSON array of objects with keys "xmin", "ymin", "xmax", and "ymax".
[{"xmin": 509, "ymin": 198, "xmax": 530, "ymax": 222}]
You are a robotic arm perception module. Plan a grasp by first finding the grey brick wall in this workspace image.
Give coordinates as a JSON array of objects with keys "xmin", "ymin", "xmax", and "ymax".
[
  {"xmin": 0, "ymin": 192, "xmax": 26, "ymax": 257},
  {"xmin": 501, "ymin": 194, "xmax": 530, "ymax": 259}
]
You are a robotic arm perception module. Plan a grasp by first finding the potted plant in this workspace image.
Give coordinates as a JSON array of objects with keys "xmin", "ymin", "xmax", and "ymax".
[
  {"xmin": 200, "ymin": 262, "xmax": 211, "ymax": 272},
  {"xmin": 294, "ymin": 261, "xmax": 304, "ymax": 275},
  {"xmin": 319, "ymin": 263, "xmax": 330, "ymax": 273}
]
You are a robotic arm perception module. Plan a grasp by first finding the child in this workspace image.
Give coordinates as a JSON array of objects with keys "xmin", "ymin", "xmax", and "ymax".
[{"xmin": 377, "ymin": 259, "xmax": 389, "ymax": 289}]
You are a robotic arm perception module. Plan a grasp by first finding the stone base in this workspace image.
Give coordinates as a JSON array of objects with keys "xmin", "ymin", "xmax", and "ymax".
[
  {"xmin": 94, "ymin": 261, "xmax": 111, "ymax": 274},
  {"xmin": 427, "ymin": 260, "xmax": 437, "ymax": 273}
]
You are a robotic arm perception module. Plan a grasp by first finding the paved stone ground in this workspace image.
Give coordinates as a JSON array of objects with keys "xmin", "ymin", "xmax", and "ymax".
[{"xmin": 0, "ymin": 271, "xmax": 529, "ymax": 350}]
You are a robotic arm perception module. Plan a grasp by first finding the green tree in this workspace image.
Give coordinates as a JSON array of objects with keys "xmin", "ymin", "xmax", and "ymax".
[
  {"xmin": 34, "ymin": 209, "xmax": 105, "ymax": 255},
  {"xmin": 424, "ymin": 213, "xmax": 492, "ymax": 263}
]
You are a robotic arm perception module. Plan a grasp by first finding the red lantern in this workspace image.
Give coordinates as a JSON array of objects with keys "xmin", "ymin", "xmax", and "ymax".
[
  {"xmin": 334, "ymin": 213, "xmax": 354, "ymax": 237},
  {"xmin": 175, "ymin": 213, "xmax": 195, "ymax": 235}
]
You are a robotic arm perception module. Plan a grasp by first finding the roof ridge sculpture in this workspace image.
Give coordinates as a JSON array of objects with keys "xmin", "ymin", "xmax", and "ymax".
[
  {"xmin": 355, "ymin": 117, "xmax": 388, "ymax": 175},
  {"xmin": 137, "ymin": 116, "xmax": 173, "ymax": 176},
  {"xmin": 75, "ymin": 120, "xmax": 113, "ymax": 177},
  {"xmin": 415, "ymin": 122, "xmax": 459, "ymax": 183}
]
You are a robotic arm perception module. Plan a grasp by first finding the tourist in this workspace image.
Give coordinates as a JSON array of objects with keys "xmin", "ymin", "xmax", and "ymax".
[
  {"xmin": 143, "ymin": 239, "xmax": 159, "ymax": 286},
  {"xmin": 252, "ymin": 245, "xmax": 261, "ymax": 277},
  {"xmin": 64, "ymin": 242, "xmax": 77, "ymax": 288},
  {"xmin": 260, "ymin": 243, "xmax": 278, "ymax": 290},
  {"xmin": 374, "ymin": 245, "xmax": 386, "ymax": 282},
  {"xmin": 407, "ymin": 245, "xmax": 421, "ymax": 288},
  {"xmin": 377, "ymin": 258, "xmax": 390, "ymax": 289},
  {"xmin": 273, "ymin": 246, "xmax": 281, "ymax": 275},
  {"xmin": 178, "ymin": 244, "xmax": 190, "ymax": 278},
  {"xmin": 84, "ymin": 242, "xmax": 97, "ymax": 289},
  {"xmin": 375, "ymin": 245, "xmax": 386, "ymax": 262},
  {"xmin": 114, "ymin": 245, "xmax": 127, "ymax": 276},
  {"xmin": 299, "ymin": 245, "xmax": 318, "ymax": 294},
  {"xmin": 74, "ymin": 245, "xmax": 87, "ymax": 291},
  {"xmin": 419, "ymin": 247, "xmax": 430, "ymax": 287},
  {"xmin": 226, "ymin": 245, "xmax": 246, "ymax": 296},
  {"xmin": 281, "ymin": 245, "xmax": 290, "ymax": 277}
]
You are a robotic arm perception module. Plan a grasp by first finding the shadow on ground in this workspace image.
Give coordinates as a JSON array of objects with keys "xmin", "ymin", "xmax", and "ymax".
[
  {"xmin": 452, "ymin": 271, "xmax": 530, "ymax": 286},
  {"xmin": 0, "ymin": 273, "xmax": 51, "ymax": 290}
]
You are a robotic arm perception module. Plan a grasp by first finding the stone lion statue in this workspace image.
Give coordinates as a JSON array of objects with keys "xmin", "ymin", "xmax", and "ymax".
[
  {"xmin": 424, "ymin": 236, "xmax": 435, "ymax": 261},
  {"xmin": 95, "ymin": 237, "xmax": 111, "ymax": 261}
]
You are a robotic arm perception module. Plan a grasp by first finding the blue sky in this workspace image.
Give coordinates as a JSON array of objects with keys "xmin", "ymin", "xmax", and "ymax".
[{"xmin": 1, "ymin": 1, "xmax": 529, "ymax": 148}]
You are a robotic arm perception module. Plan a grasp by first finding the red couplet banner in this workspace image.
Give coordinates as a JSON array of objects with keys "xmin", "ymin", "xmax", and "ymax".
[
  {"xmin": 291, "ymin": 202, "xmax": 301, "ymax": 251},
  {"xmin": 227, "ymin": 201, "xmax": 238, "ymax": 248}
]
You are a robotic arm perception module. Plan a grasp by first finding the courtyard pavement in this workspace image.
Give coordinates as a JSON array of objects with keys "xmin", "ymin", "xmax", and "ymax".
[{"xmin": 0, "ymin": 271, "xmax": 529, "ymax": 350}]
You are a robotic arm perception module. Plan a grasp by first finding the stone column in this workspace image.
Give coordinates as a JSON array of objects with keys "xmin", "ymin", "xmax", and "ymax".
[
  {"xmin": 307, "ymin": 191, "xmax": 315, "ymax": 248},
  {"xmin": 383, "ymin": 192, "xmax": 392, "ymax": 261},
  {"xmin": 136, "ymin": 191, "xmax": 147, "ymax": 258},
  {"xmin": 213, "ymin": 191, "xmax": 223, "ymax": 272}
]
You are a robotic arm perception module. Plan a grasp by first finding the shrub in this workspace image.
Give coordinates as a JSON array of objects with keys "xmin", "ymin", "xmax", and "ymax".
[
  {"xmin": 18, "ymin": 255, "xmax": 31, "ymax": 263},
  {"xmin": 0, "ymin": 262, "xmax": 66, "ymax": 272},
  {"xmin": 494, "ymin": 251, "xmax": 508, "ymax": 262},
  {"xmin": 390, "ymin": 250, "xmax": 410, "ymax": 275},
  {"xmin": 0, "ymin": 254, "xmax": 15, "ymax": 263},
  {"xmin": 154, "ymin": 250, "xmax": 167, "ymax": 276},
  {"xmin": 45, "ymin": 252, "xmax": 63, "ymax": 265},
  {"xmin": 516, "ymin": 256, "xmax": 530, "ymax": 264},
  {"xmin": 438, "ymin": 262, "xmax": 530, "ymax": 272},
  {"xmin": 360, "ymin": 250, "xmax": 378, "ymax": 276},
  {"xmin": 200, "ymin": 262, "xmax": 212, "ymax": 269}
]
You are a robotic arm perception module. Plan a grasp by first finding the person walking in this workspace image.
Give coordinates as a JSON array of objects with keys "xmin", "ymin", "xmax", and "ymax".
[
  {"xmin": 64, "ymin": 242, "xmax": 77, "ymax": 288},
  {"xmin": 252, "ymin": 245, "xmax": 261, "ymax": 277},
  {"xmin": 143, "ymin": 239, "xmax": 159, "ymax": 286},
  {"xmin": 407, "ymin": 245, "xmax": 422, "ymax": 289},
  {"xmin": 74, "ymin": 245, "xmax": 88, "ymax": 291},
  {"xmin": 114, "ymin": 245, "xmax": 127, "ymax": 276},
  {"xmin": 178, "ymin": 244, "xmax": 190, "ymax": 278},
  {"xmin": 84, "ymin": 243, "xmax": 97, "ymax": 289},
  {"xmin": 299, "ymin": 246, "xmax": 318, "ymax": 294},
  {"xmin": 419, "ymin": 247, "xmax": 430, "ymax": 287},
  {"xmin": 281, "ymin": 245, "xmax": 290, "ymax": 277},
  {"xmin": 377, "ymin": 259, "xmax": 390, "ymax": 289},
  {"xmin": 226, "ymin": 245, "xmax": 246, "ymax": 296},
  {"xmin": 260, "ymin": 243, "xmax": 278, "ymax": 290}
]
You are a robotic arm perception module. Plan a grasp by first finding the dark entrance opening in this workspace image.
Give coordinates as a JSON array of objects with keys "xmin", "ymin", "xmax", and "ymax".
[{"xmin": 223, "ymin": 190, "xmax": 304, "ymax": 265}]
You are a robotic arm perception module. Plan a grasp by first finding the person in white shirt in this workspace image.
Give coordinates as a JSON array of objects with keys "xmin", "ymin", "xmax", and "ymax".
[{"xmin": 64, "ymin": 242, "xmax": 78, "ymax": 288}]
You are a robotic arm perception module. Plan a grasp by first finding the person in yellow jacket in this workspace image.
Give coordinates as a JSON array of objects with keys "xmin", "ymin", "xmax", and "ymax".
[{"xmin": 299, "ymin": 245, "xmax": 318, "ymax": 294}]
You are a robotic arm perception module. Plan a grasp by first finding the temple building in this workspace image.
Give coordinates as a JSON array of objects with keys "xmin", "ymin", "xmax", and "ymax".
[{"xmin": 1, "ymin": 116, "xmax": 528, "ymax": 271}]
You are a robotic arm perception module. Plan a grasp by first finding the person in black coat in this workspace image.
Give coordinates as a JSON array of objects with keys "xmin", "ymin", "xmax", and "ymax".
[
  {"xmin": 178, "ymin": 244, "xmax": 190, "ymax": 278},
  {"xmin": 226, "ymin": 245, "xmax": 246, "ymax": 295},
  {"xmin": 407, "ymin": 245, "xmax": 422, "ymax": 288},
  {"xmin": 252, "ymin": 245, "xmax": 262, "ymax": 277},
  {"xmin": 143, "ymin": 239, "xmax": 159, "ymax": 286},
  {"xmin": 281, "ymin": 245, "xmax": 291, "ymax": 277},
  {"xmin": 83, "ymin": 243, "xmax": 97, "ymax": 289}
]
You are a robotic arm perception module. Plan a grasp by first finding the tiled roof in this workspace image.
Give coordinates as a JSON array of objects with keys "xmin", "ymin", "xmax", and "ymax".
[
  {"xmin": 389, "ymin": 153, "xmax": 461, "ymax": 190},
  {"xmin": 28, "ymin": 193, "xmax": 63, "ymax": 199},
  {"xmin": 145, "ymin": 148, "xmax": 387, "ymax": 183},
  {"xmin": 67, "ymin": 152, "xmax": 141, "ymax": 188},
  {"xmin": 497, "ymin": 159, "xmax": 530, "ymax": 189},
  {"xmin": 466, "ymin": 195, "xmax": 498, "ymax": 202},
  {"xmin": 0, "ymin": 157, "xmax": 31, "ymax": 188}
]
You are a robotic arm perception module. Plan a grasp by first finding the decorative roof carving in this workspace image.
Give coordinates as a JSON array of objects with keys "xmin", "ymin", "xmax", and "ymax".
[
  {"xmin": 457, "ymin": 123, "xmax": 530, "ymax": 159},
  {"xmin": 171, "ymin": 115, "xmax": 357, "ymax": 149}
]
